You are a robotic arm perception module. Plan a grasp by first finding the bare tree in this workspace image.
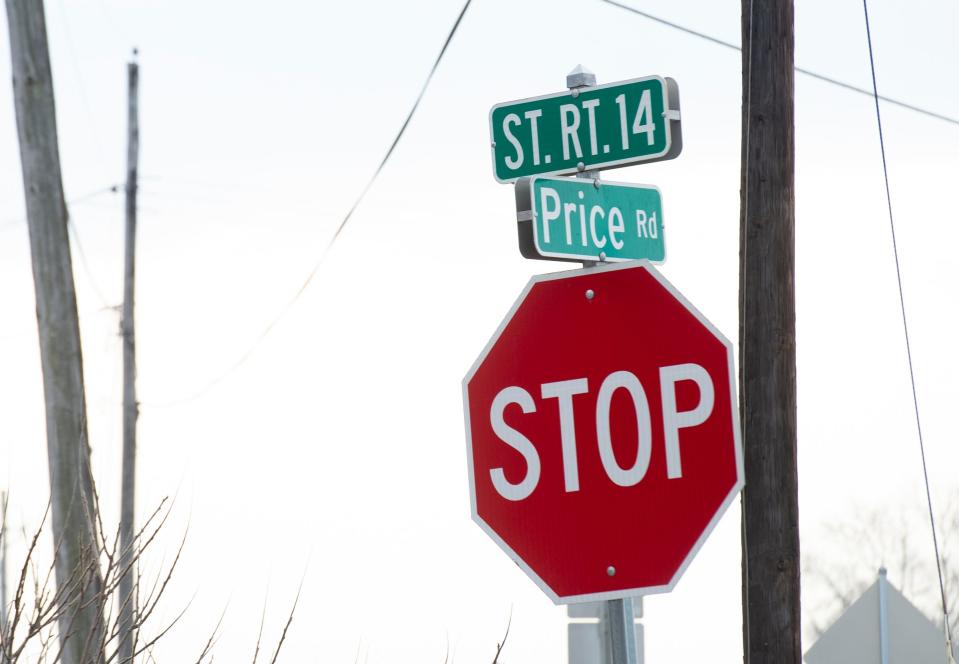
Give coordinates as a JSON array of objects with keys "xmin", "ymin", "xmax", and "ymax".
[
  {"xmin": 0, "ymin": 497, "xmax": 184, "ymax": 664},
  {"xmin": 0, "ymin": 493, "xmax": 301, "ymax": 664}
]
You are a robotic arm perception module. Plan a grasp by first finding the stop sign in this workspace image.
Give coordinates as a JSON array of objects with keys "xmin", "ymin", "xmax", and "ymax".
[{"xmin": 463, "ymin": 262, "xmax": 742, "ymax": 603}]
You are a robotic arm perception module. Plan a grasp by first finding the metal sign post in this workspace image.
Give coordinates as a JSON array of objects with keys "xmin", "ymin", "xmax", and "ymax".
[
  {"xmin": 605, "ymin": 599, "xmax": 639, "ymax": 664},
  {"xmin": 569, "ymin": 599, "xmax": 644, "ymax": 664},
  {"xmin": 569, "ymin": 66, "xmax": 638, "ymax": 664}
]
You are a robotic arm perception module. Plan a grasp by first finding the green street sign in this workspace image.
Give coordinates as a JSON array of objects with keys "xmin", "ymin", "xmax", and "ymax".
[
  {"xmin": 515, "ymin": 176, "xmax": 665, "ymax": 263},
  {"xmin": 489, "ymin": 76, "xmax": 682, "ymax": 183}
]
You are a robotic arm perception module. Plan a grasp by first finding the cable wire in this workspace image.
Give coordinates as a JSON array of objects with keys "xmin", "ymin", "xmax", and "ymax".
[
  {"xmin": 55, "ymin": 0, "xmax": 109, "ymax": 172},
  {"xmin": 68, "ymin": 186, "xmax": 123, "ymax": 311},
  {"xmin": 67, "ymin": 215, "xmax": 113, "ymax": 310},
  {"xmin": 600, "ymin": 0, "xmax": 959, "ymax": 127},
  {"xmin": 65, "ymin": 186, "xmax": 123, "ymax": 311},
  {"xmin": 141, "ymin": 0, "xmax": 475, "ymax": 408},
  {"xmin": 0, "ymin": 184, "xmax": 119, "ymax": 232},
  {"xmin": 144, "ymin": 0, "xmax": 959, "ymax": 409},
  {"xmin": 861, "ymin": 0, "xmax": 954, "ymax": 656}
]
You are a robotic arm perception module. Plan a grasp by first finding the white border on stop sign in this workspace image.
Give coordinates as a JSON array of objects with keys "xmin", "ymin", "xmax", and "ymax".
[{"xmin": 461, "ymin": 260, "xmax": 744, "ymax": 604}]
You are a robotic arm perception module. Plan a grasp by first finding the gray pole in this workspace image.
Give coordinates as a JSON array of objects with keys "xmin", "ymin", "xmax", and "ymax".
[
  {"xmin": 4, "ymin": 0, "xmax": 105, "ymax": 661},
  {"xmin": 604, "ymin": 599, "xmax": 638, "ymax": 664},
  {"xmin": 566, "ymin": 64, "xmax": 639, "ymax": 664},
  {"xmin": 739, "ymin": 0, "xmax": 800, "ymax": 661},
  {"xmin": 118, "ymin": 51, "xmax": 140, "ymax": 664}
]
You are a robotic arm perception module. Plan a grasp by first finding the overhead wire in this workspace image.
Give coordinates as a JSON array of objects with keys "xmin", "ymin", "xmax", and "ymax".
[
  {"xmin": 613, "ymin": 0, "xmax": 956, "ymax": 641},
  {"xmin": 67, "ymin": 213, "xmax": 114, "ymax": 311},
  {"xmin": 861, "ymin": 0, "xmax": 954, "ymax": 656},
  {"xmin": 140, "ymin": 0, "xmax": 475, "ymax": 408},
  {"xmin": 51, "ymin": 0, "xmax": 130, "ymax": 316},
  {"xmin": 0, "ymin": 185, "xmax": 121, "ymax": 344},
  {"xmin": 599, "ymin": 0, "xmax": 959, "ymax": 127},
  {"xmin": 67, "ymin": 186, "xmax": 123, "ymax": 312},
  {"xmin": 54, "ymin": 0, "xmax": 110, "ymax": 171},
  {"xmin": 66, "ymin": 186, "xmax": 123, "ymax": 312},
  {"xmin": 147, "ymin": 0, "xmax": 959, "ymax": 409},
  {"xmin": 4, "ymin": 184, "xmax": 121, "ymax": 313},
  {"xmin": 0, "ymin": 184, "xmax": 120, "ymax": 232}
]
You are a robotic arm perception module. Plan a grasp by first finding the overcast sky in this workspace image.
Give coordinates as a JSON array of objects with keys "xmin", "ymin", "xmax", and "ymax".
[{"xmin": 2, "ymin": 0, "xmax": 959, "ymax": 661}]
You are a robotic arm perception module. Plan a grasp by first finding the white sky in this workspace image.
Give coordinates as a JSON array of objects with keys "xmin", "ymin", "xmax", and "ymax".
[{"xmin": 2, "ymin": 0, "xmax": 959, "ymax": 661}]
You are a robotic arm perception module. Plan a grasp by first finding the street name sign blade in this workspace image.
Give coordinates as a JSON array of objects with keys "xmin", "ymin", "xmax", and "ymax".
[
  {"xmin": 462, "ymin": 262, "xmax": 743, "ymax": 603},
  {"xmin": 516, "ymin": 176, "xmax": 665, "ymax": 263},
  {"xmin": 489, "ymin": 76, "xmax": 682, "ymax": 183}
]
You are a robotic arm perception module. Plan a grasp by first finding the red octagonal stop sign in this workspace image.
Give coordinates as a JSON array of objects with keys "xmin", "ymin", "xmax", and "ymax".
[{"xmin": 463, "ymin": 262, "xmax": 743, "ymax": 603}]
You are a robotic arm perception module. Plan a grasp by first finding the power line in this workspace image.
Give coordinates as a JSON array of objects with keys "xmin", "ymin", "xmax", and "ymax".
[
  {"xmin": 1, "ymin": 184, "xmax": 120, "ymax": 325},
  {"xmin": 601, "ymin": 0, "xmax": 742, "ymax": 51},
  {"xmin": 67, "ymin": 214, "xmax": 113, "ymax": 310},
  {"xmin": 0, "ymin": 185, "xmax": 119, "ymax": 345},
  {"xmin": 861, "ymin": 0, "xmax": 954, "ymax": 657},
  {"xmin": 62, "ymin": 188, "xmax": 121, "ymax": 311},
  {"xmin": 54, "ymin": 0, "xmax": 110, "ymax": 172},
  {"xmin": 0, "ymin": 184, "xmax": 120, "ymax": 232},
  {"xmin": 140, "ymin": 0, "xmax": 475, "ymax": 409},
  {"xmin": 599, "ymin": 0, "xmax": 959, "ymax": 127},
  {"xmin": 144, "ymin": 0, "xmax": 956, "ymax": 410}
]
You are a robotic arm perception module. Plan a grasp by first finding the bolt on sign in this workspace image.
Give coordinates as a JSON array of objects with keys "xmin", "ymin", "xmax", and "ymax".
[
  {"xmin": 515, "ymin": 176, "xmax": 665, "ymax": 263},
  {"xmin": 489, "ymin": 76, "xmax": 682, "ymax": 183}
]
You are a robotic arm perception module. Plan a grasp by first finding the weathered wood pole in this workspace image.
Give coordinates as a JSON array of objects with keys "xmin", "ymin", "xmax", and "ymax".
[
  {"xmin": 118, "ymin": 53, "xmax": 140, "ymax": 664},
  {"xmin": 5, "ymin": 0, "xmax": 105, "ymax": 661},
  {"xmin": 739, "ymin": 0, "xmax": 801, "ymax": 661}
]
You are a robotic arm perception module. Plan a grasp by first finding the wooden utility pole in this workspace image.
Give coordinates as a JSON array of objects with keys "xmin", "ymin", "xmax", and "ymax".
[
  {"xmin": 739, "ymin": 0, "xmax": 800, "ymax": 662},
  {"xmin": 118, "ymin": 51, "xmax": 140, "ymax": 664},
  {"xmin": 5, "ymin": 1, "xmax": 105, "ymax": 662}
]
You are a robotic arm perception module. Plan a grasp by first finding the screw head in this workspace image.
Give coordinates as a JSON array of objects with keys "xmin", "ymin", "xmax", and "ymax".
[
  {"xmin": 576, "ymin": 162, "xmax": 586, "ymax": 172},
  {"xmin": 585, "ymin": 289, "xmax": 595, "ymax": 300},
  {"xmin": 599, "ymin": 252, "xmax": 607, "ymax": 262},
  {"xmin": 606, "ymin": 566, "xmax": 616, "ymax": 577}
]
